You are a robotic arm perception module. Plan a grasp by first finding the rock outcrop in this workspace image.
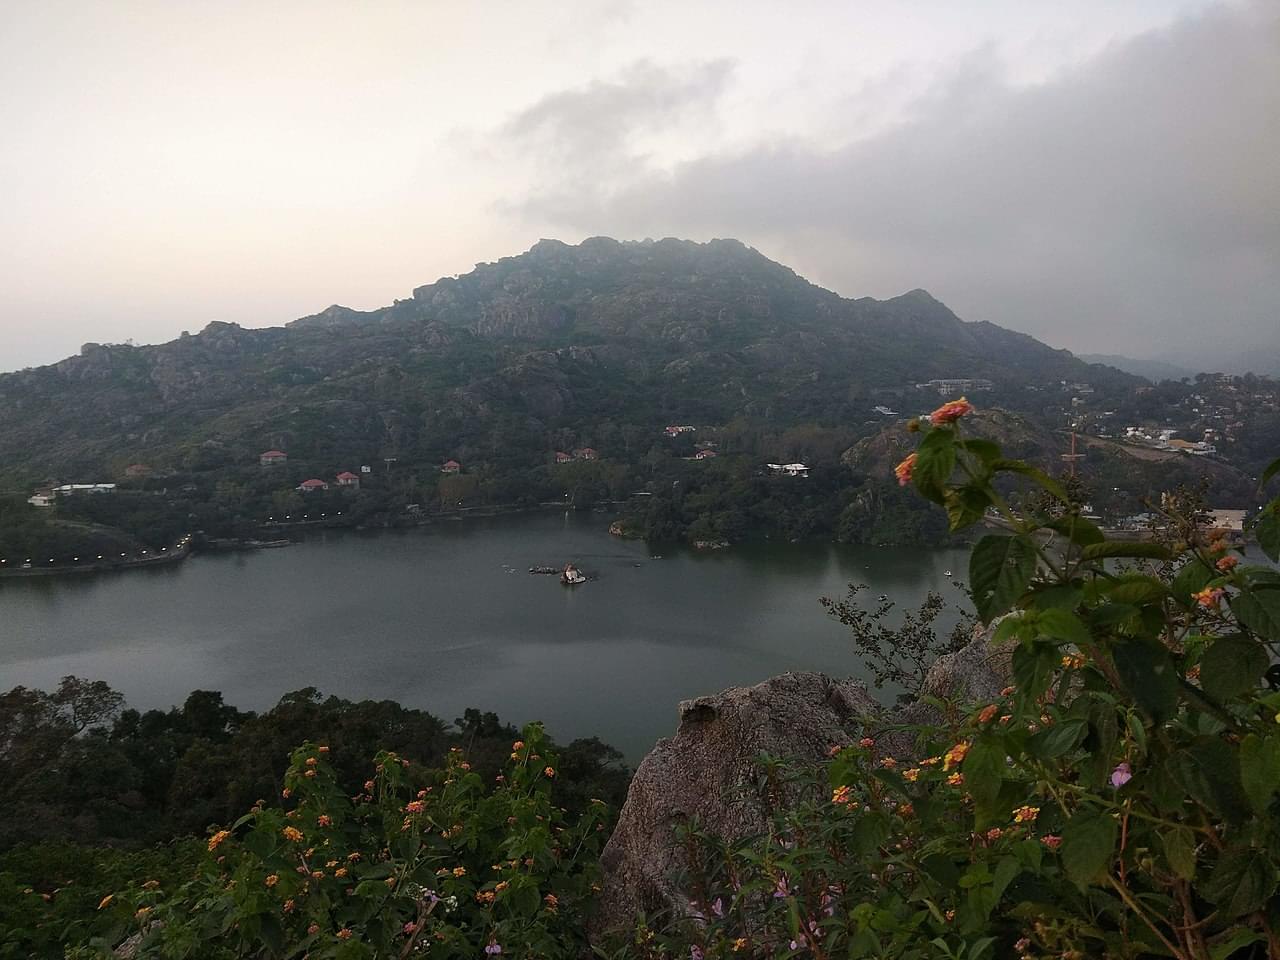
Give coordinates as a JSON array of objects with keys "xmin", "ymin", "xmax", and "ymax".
[
  {"xmin": 594, "ymin": 625, "xmax": 1012, "ymax": 936},
  {"xmin": 594, "ymin": 672, "xmax": 882, "ymax": 933}
]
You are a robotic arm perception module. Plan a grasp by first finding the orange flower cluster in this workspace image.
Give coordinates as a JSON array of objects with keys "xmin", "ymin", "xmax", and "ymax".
[
  {"xmin": 1193, "ymin": 586, "xmax": 1225, "ymax": 608},
  {"xmin": 943, "ymin": 742, "xmax": 969, "ymax": 771},
  {"xmin": 894, "ymin": 453, "xmax": 917, "ymax": 487},
  {"xmin": 928, "ymin": 397, "xmax": 974, "ymax": 425},
  {"xmin": 831, "ymin": 785, "xmax": 858, "ymax": 810},
  {"xmin": 207, "ymin": 830, "xmax": 231, "ymax": 852},
  {"xmin": 1012, "ymin": 805, "xmax": 1040, "ymax": 824},
  {"xmin": 977, "ymin": 704, "xmax": 999, "ymax": 724},
  {"xmin": 282, "ymin": 826, "xmax": 304, "ymax": 843},
  {"xmin": 264, "ymin": 874, "xmax": 279, "ymax": 888},
  {"xmin": 1216, "ymin": 554, "xmax": 1239, "ymax": 572}
]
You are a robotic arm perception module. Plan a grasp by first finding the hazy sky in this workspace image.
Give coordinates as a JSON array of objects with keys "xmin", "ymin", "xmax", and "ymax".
[{"xmin": 1, "ymin": 1, "xmax": 1276, "ymax": 372}]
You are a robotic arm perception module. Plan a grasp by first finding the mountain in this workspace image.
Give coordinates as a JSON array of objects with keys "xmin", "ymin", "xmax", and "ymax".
[
  {"xmin": 0, "ymin": 237, "xmax": 1136, "ymax": 488},
  {"xmin": 1077, "ymin": 353, "xmax": 1194, "ymax": 382}
]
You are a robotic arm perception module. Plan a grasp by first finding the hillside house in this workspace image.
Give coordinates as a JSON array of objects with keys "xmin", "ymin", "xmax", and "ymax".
[
  {"xmin": 663, "ymin": 425, "xmax": 696, "ymax": 437},
  {"xmin": 260, "ymin": 450, "xmax": 288, "ymax": 466},
  {"xmin": 555, "ymin": 451, "xmax": 573, "ymax": 463},
  {"xmin": 27, "ymin": 490, "xmax": 54, "ymax": 508},
  {"xmin": 441, "ymin": 460, "xmax": 461, "ymax": 474},
  {"xmin": 125, "ymin": 463, "xmax": 151, "ymax": 478},
  {"xmin": 694, "ymin": 449, "xmax": 718, "ymax": 460},
  {"xmin": 335, "ymin": 471, "xmax": 360, "ymax": 488},
  {"xmin": 915, "ymin": 378, "xmax": 994, "ymax": 397},
  {"xmin": 297, "ymin": 478, "xmax": 328, "ymax": 492},
  {"xmin": 53, "ymin": 483, "xmax": 116, "ymax": 495},
  {"xmin": 574, "ymin": 448, "xmax": 598, "ymax": 461},
  {"xmin": 766, "ymin": 463, "xmax": 810, "ymax": 478}
]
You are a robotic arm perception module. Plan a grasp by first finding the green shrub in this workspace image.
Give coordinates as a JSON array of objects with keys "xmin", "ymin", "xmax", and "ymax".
[
  {"xmin": 83, "ymin": 723, "xmax": 609, "ymax": 958},
  {"xmin": 633, "ymin": 407, "xmax": 1280, "ymax": 959}
]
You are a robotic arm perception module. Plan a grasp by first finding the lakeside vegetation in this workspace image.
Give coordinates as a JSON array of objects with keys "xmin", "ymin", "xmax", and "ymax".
[{"xmin": 9, "ymin": 239, "xmax": 1276, "ymax": 564}]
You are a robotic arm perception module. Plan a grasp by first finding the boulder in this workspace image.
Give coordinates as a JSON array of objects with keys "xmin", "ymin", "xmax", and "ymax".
[
  {"xmin": 594, "ymin": 672, "xmax": 881, "ymax": 935},
  {"xmin": 594, "ymin": 626, "xmax": 1014, "ymax": 938}
]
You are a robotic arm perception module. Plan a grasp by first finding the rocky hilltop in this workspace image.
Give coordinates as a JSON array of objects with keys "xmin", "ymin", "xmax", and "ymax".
[{"xmin": 0, "ymin": 237, "xmax": 1134, "ymax": 484}]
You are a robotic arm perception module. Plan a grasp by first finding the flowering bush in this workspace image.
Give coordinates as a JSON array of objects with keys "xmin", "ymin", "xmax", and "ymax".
[
  {"xmin": 90, "ymin": 723, "xmax": 609, "ymax": 958},
  {"xmin": 631, "ymin": 407, "xmax": 1280, "ymax": 959}
]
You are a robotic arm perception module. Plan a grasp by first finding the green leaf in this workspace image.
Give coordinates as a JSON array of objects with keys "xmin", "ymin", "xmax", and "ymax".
[
  {"xmin": 1172, "ymin": 561, "xmax": 1216, "ymax": 605},
  {"xmin": 1202, "ymin": 846, "xmax": 1278, "ymax": 919},
  {"xmin": 912, "ymin": 428, "xmax": 956, "ymax": 504},
  {"xmin": 1200, "ymin": 635, "xmax": 1269, "ymax": 701},
  {"xmin": 992, "ymin": 460, "xmax": 1069, "ymax": 502},
  {"xmin": 1044, "ymin": 515, "xmax": 1104, "ymax": 546},
  {"xmin": 1036, "ymin": 608, "xmax": 1090, "ymax": 647},
  {"xmin": 945, "ymin": 484, "xmax": 993, "ymax": 532},
  {"xmin": 1060, "ymin": 808, "xmax": 1117, "ymax": 887},
  {"xmin": 1178, "ymin": 737, "xmax": 1252, "ymax": 825},
  {"xmin": 1209, "ymin": 930, "xmax": 1266, "ymax": 960},
  {"xmin": 1012, "ymin": 641, "xmax": 1059, "ymax": 701},
  {"xmin": 1111, "ymin": 638, "xmax": 1179, "ymax": 723},
  {"xmin": 1260, "ymin": 455, "xmax": 1280, "ymax": 490},
  {"xmin": 1239, "ymin": 734, "xmax": 1280, "ymax": 815},
  {"xmin": 956, "ymin": 437, "xmax": 1001, "ymax": 464},
  {"xmin": 1103, "ymin": 575, "xmax": 1167, "ymax": 606},
  {"xmin": 963, "ymin": 738, "xmax": 1008, "ymax": 823},
  {"xmin": 1028, "ymin": 718, "xmax": 1087, "ymax": 760},
  {"xmin": 1162, "ymin": 828, "xmax": 1197, "ymax": 881},
  {"xmin": 970, "ymin": 534, "xmax": 1036, "ymax": 623},
  {"xmin": 1231, "ymin": 586, "xmax": 1280, "ymax": 641},
  {"xmin": 1079, "ymin": 541, "xmax": 1173, "ymax": 562},
  {"xmin": 1253, "ymin": 510, "xmax": 1279, "ymax": 563}
]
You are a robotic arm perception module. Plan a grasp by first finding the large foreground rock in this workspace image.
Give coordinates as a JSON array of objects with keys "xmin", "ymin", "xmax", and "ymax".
[
  {"xmin": 594, "ymin": 626, "xmax": 1011, "ymax": 937},
  {"xmin": 594, "ymin": 672, "xmax": 882, "ymax": 934}
]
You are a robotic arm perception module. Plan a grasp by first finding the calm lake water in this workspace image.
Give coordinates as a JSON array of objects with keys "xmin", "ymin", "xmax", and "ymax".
[{"xmin": 0, "ymin": 512, "xmax": 968, "ymax": 760}]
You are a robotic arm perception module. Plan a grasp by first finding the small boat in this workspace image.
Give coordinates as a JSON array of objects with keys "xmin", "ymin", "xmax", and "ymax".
[
  {"xmin": 561, "ymin": 563, "xmax": 587, "ymax": 585},
  {"xmin": 943, "ymin": 570, "xmax": 953, "ymax": 577}
]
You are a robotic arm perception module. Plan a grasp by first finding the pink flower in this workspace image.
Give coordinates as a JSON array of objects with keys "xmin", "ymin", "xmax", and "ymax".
[
  {"xmin": 1110, "ymin": 762, "xmax": 1133, "ymax": 788},
  {"xmin": 484, "ymin": 942, "xmax": 503, "ymax": 956},
  {"xmin": 403, "ymin": 922, "xmax": 417, "ymax": 935},
  {"xmin": 929, "ymin": 397, "xmax": 974, "ymax": 425}
]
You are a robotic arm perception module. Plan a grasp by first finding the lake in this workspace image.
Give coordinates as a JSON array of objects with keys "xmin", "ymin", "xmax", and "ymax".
[{"xmin": 0, "ymin": 512, "xmax": 968, "ymax": 760}]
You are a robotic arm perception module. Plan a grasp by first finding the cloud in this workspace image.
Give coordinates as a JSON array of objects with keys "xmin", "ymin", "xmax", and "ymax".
[
  {"xmin": 509, "ymin": 2, "xmax": 1280, "ymax": 369},
  {"xmin": 496, "ymin": 59, "xmax": 733, "ymax": 179}
]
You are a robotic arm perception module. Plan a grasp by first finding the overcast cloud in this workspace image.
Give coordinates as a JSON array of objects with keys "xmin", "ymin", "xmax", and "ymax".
[
  {"xmin": 508, "ymin": 2, "xmax": 1280, "ymax": 368},
  {"xmin": 0, "ymin": 0, "xmax": 1274, "ymax": 372}
]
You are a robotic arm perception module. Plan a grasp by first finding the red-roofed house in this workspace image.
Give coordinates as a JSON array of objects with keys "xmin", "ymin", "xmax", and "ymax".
[
  {"xmin": 125, "ymin": 463, "xmax": 152, "ymax": 478},
  {"xmin": 336, "ymin": 471, "xmax": 360, "ymax": 488},
  {"xmin": 441, "ymin": 459, "xmax": 461, "ymax": 474},
  {"xmin": 574, "ymin": 448, "xmax": 598, "ymax": 461},
  {"xmin": 297, "ymin": 478, "xmax": 328, "ymax": 492},
  {"xmin": 694, "ymin": 449, "xmax": 718, "ymax": 460},
  {"xmin": 554, "ymin": 451, "xmax": 573, "ymax": 463},
  {"xmin": 260, "ymin": 450, "xmax": 288, "ymax": 466}
]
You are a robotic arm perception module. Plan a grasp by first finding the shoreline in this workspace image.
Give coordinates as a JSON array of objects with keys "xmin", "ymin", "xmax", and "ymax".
[{"xmin": 0, "ymin": 540, "xmax": 192, "ymax": 580}]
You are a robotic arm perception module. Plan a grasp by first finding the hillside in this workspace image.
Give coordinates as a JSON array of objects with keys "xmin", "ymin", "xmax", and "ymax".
[{"xmin": 0, "ymin": 238, "xmax": 1135, "ymax": 487}]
